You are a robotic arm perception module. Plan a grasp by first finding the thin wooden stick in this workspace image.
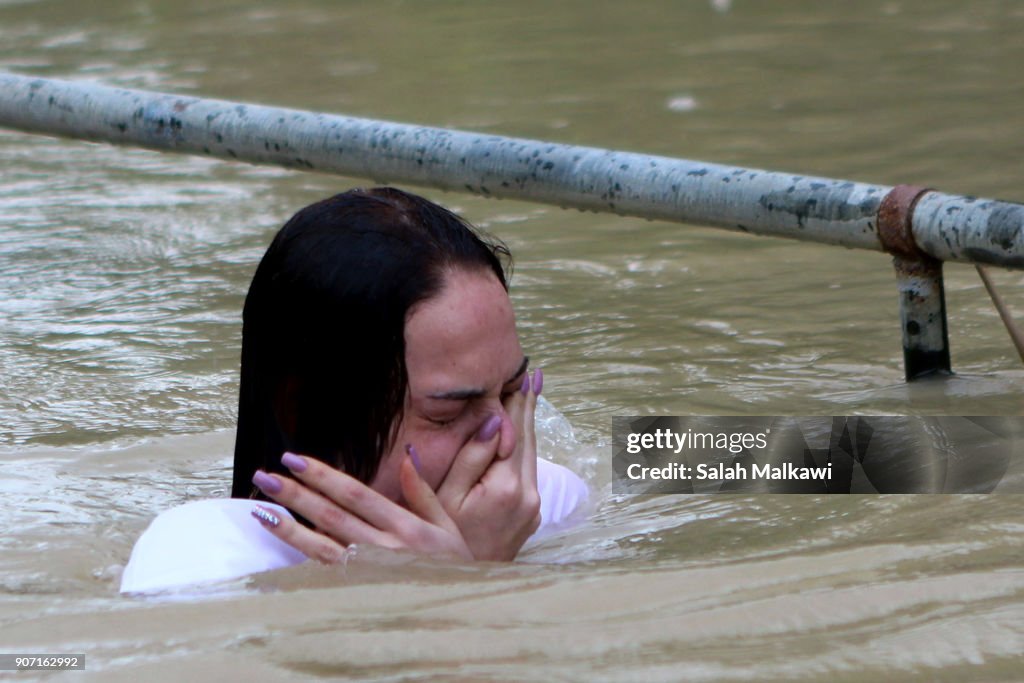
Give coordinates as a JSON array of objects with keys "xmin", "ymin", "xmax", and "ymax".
[{"xmin": 975, "ymin": 264, "xmax": 1024, "ymax": 364}]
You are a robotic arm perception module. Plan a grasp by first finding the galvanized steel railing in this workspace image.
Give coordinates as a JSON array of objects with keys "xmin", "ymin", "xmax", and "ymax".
[{"xmin": 2, "ymin": 73, "xmax": 1022, "ymax": 380}]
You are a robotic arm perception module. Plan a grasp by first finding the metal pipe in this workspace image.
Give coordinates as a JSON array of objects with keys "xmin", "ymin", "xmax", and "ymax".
[
  {"xmin": 2, "ymin": 73, "xmax": 1022, "ymax": 270},
  {"xmin": 894, "ymin": 257, "xmax": 951, "ymax": 380}
]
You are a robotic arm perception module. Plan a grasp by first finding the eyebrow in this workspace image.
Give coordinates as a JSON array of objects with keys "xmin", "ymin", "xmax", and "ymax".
[{"xmin": 427, "ymin": 356, "xmax": 529, "ymax": 401}]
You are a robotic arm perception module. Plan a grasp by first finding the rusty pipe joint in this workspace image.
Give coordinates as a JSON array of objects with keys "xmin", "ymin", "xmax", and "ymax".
[{"xmin": 877, "ymin": 184, "xmax": 933, "ymax": 259}]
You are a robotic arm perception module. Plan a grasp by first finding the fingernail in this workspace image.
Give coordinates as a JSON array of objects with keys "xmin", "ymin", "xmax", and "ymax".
[
  {"xmin": 520, "ymin": 372, "xmax": 530, "ymax": 395},
  {"xmin": 477, "ymin": 414, "xmax": 502, "ymax": 441},
  {"xmin": 252, "ymin": 470, "xmax": 283, "ymax": 496},
  {"xmin": 405, "ymin": 443, "xmax": 423, "ymax": 474},
  {"xmin": 251, "ymin": 504, "xmax": 281, "ymax": 528},
  {"xmin": 281, "ymin": 451, "xmax": 307, "ymax": 473},
  {"xmin": 533, "ymin": 368, "xmax": 544, "ymax": 396}
]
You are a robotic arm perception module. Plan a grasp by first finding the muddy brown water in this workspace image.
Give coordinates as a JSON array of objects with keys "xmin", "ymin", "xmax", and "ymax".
[{"xmin": 1, "ymin": 1, "xmax": 1023, "ymax": 680}]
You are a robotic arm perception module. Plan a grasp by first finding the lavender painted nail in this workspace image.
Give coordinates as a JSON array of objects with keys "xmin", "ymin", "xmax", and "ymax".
[
  {"xmin": 251, "ymin": 504, "xmax": 281, "ymax": 528},
  {"xmin": 252, "ymin": 470, "xmax": 283, "ymax": 496},
  {"xmin": 405, "ymin": 443, "xmax": 423, "ymax": 474},
  {"xmin": 281, "ymin": 451, "xmax": 307, "ymax": 473},
  {"xmin": 533, "ymin": 368, "xmax": 544, "ymax": 396},
  {"xmin": 477, "ymin": 414, "xmax": 502, "ymax": 441},
  {"xmin": 520, "ymin": 372, "xmax": 530, "ymax": 395}
]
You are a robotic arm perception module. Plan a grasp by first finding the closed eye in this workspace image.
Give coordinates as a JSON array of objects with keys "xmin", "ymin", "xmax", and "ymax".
[{"xmin": 421, "ymin": 356, "xmax": 529, "ymax": 423}]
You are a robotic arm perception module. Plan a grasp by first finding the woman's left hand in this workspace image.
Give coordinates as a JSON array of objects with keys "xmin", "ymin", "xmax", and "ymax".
[
  {"xmin": 250, "ymin": 452, "xmax": 473, "ymax": 563},
  {"xmin": 433, "ymin": 368, "xmax": 543, "ymax": 560}
]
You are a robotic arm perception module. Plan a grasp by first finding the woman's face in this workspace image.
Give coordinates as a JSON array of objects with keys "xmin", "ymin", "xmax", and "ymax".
[{"xmin": 370, "ymin": 267, "xmax": 529, "ymax": 502}]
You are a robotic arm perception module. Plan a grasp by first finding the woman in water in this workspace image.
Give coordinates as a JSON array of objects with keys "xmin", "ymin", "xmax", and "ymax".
[{"xmin": 120, "ymin": 188, "xmax": 588, "ymax": 593}]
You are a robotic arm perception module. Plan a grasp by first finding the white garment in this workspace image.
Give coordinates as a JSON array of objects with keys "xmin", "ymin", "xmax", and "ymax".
[{"xmin": 120, "ymin": 458, "xmax": 588, "ymax": 594}]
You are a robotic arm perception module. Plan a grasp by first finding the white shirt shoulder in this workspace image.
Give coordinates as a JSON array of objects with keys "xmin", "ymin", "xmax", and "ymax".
[
  {"xmin": 535, "ymin": 457, "xmax": 590, "ymax": 533},
  {"xmin": 119, "ymin": 499, "xmax": 304, "ymax": 594}
]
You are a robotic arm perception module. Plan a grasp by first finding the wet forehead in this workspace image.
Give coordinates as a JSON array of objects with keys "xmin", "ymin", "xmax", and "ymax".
[{"xmin": 404, "ymin": 269, "xmax": 522, "ymax": 395}]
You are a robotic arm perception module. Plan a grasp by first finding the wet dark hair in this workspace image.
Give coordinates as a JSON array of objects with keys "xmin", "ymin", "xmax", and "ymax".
[{"xmin": 231, "ymin": 187, "xmax": 510, "ymax": 499}]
